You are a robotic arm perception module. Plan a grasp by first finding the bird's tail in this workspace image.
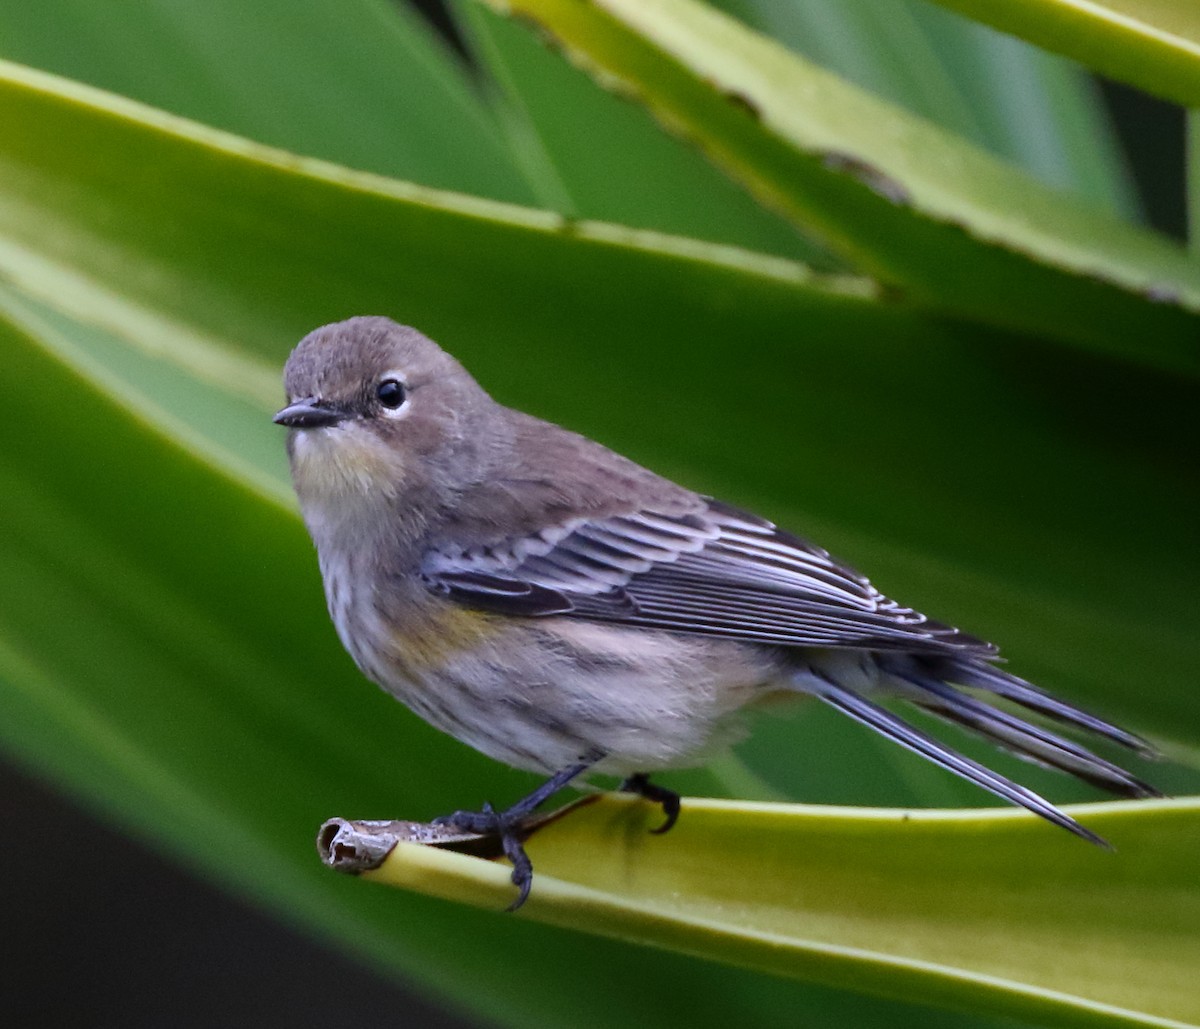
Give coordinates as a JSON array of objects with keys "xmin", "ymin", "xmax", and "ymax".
[{"xmin": 796, "ymin": 653, "xmax": 1161, "ymax": 845}]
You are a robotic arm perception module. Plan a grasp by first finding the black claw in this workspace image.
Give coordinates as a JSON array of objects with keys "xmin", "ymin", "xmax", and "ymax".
[
  {"xmin": 502, "ymin": 832, "xmax": 534, "ymax": 913},
  {"xmin": 620, "ymin": 773, "xmax": 682, "ymax": 834},
  {"xmin": 433, "ymin": 805, "xmax": 535, "ymax": 909},
  {"xmin": 433, "ymin": 756, "xmax": 601, "ymax": 911},
  {"xmin": 651, "ymin": 791, "xmax": 681, "ymax": 835}
]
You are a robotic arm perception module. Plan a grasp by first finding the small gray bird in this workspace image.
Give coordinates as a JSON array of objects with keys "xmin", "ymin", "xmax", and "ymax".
[{"xmin": 275, "ymin": 316, "xmax": 1157, "ymax": 909}]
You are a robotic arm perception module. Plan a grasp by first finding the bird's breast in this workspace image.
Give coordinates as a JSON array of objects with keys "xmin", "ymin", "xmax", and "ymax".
[{"xmin": 318, "ymin": 546, "xmax": 500, "ymax": 691}]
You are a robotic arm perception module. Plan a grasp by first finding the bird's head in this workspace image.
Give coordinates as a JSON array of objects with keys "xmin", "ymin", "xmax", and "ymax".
[{"xmin": 275, "ymin": 317, "xmax": 498, "ymax": 516}]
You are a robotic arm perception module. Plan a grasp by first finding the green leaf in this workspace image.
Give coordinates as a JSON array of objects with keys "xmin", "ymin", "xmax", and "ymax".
[
  {"xmin": 1, "ymin": 54, "xmax": 1198, "ymax": 1029},
  {"xmin": 0, "ymin": 0, "xmax": 538, "ymax": 201},
  {"xmin": 353, "ymin": 795, "xmax": 1200, "ymax": 1028},
  {"xmin": 921, "ymin": 0, "xmax": 1200, "ymax": 108},
  {"xmin": 475, "ymin": 0, "xmax": 1200, "ymax": 370},
  {"xmin": 447, "ymin": 0, "xmax": 831, "ymax": 263},
  {"xmin": 708, "ymin": 0, "xmax": 1138, "ymax": 219}
]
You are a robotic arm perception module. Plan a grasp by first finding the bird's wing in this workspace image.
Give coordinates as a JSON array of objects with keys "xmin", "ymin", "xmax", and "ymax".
[{"xmin": 422, "ymin": 498, "xmax": 994, "ymax": 657}]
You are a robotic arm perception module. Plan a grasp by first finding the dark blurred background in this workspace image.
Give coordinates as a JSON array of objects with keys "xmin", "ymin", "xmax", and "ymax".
[{"xmin": 0, "ymin": 1, "xmax": 1185, "ymax": 1026}]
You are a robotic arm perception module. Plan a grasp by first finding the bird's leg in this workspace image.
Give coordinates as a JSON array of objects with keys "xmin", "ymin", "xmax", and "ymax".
[
  {"xmin": 619, "ymin": 772, "xmax": 681, "ymax": 834},
  {"xmin": 436, "ymin": 752, "xmax": 602, "ymax": 911}
]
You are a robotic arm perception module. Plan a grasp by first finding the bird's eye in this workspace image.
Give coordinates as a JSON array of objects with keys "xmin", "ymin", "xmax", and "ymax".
[{"xmin": 376, "ymin": 378, "xmax": 407, "ymax": 410}]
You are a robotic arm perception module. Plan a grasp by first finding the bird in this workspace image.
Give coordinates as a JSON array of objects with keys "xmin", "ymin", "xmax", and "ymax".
[{"xmin": 274, "ymin": 316, "xmax": 1158, "ymax": 909}]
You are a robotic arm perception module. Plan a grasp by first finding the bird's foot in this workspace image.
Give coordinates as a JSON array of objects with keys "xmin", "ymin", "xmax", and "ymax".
[
  {"xmin": 436, "ymin": 803, "xmax": 534, "ymax": 911},
  {"xmin": 434, "ymin": 755, "xmax": 600, "ymax": 911},
  {"xmin": 620, "ymin": 773, "xmax": 681, "ymax": 834}
]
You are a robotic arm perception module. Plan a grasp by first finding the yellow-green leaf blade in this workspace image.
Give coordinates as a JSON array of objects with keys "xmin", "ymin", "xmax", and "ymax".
[
  {"xmin": 364, "ymin": 795, "xmax": 1200, "ymax": 1028},
  {"xmin": 478, "ymin": 0, "xmax": 1200, "ymax": 369},
  {"xmin": 708, "ymin": 0, "xmax": 1138, "ymax": 219},
  {"xmin": 0, "ymin": 0, "xmax": 539, "ymax": 201},
  {"xmin": 447, "ymin": 0, "xmax": 832, "ymax": 263},
  {"xmin": 924, "ymin": 0, "xmax": 1200, "ymax": 108}
]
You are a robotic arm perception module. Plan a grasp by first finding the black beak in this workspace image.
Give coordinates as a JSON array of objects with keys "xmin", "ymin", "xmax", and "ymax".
[{"xmin": 273, "ymin": 398, "xmax": 347, "ymax": 429}]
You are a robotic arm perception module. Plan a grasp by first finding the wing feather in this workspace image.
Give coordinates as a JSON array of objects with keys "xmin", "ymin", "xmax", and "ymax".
[{"xmin": 422, "ymin": 498, "xmax": 994, "ymax": 657}]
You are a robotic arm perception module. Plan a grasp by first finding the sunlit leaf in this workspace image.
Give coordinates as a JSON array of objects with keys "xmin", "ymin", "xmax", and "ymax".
[
  {"xmin": 348, "ymin": 795, "xmax": 1200, "ymax": 1028},
  {"xmin": 707, "ymin": 0, "xmax": 1138, "ymax": 217},
  {"xmin": 475, "ymin": 0, "xmax": 1200, "ymax": 369},
  {"xmin": 448, "ymin": 0, "xmax": 829, "ymax": 262},
  {"xmin": 0, "ymin": 0, "xmax": 535, "ymax": 200},
  {"xmin": 923, "ymin": 0, "xmax": 1200, "ymax": 107}
]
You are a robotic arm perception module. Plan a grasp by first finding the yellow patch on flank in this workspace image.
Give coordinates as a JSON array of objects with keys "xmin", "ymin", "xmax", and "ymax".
[{"xmin": 384, "ymin": 600, "xmax": 505, "ymax": 673}]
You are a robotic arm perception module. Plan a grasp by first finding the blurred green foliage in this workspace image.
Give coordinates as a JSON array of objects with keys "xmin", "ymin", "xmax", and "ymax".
[{"xmin": 0, "ymin": 1, "xmax": 1196, "ymax": 1026}]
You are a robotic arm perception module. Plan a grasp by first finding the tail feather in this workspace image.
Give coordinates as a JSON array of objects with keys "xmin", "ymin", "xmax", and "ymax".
[
  {"xmin": 947, "ymin": 660, "xmax": 1156, "ymax": 757},
  {"xmin": 891, "ymin": 670, "xmax": 1161, "ymax": 800},
  {"xmin": 808, "ymin": 671, "xmax": 1110, "ymax": 847}
]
